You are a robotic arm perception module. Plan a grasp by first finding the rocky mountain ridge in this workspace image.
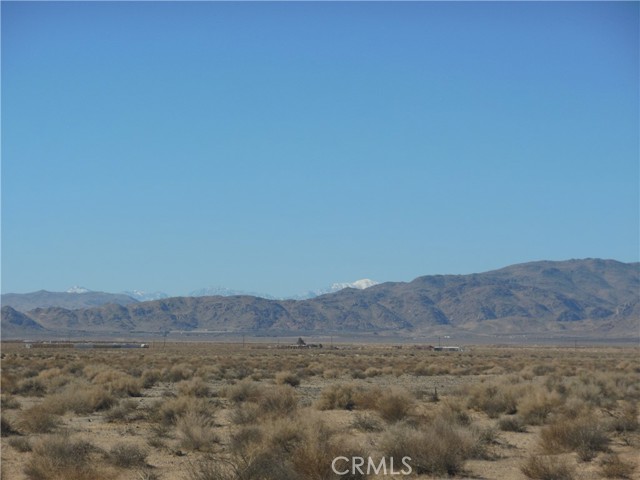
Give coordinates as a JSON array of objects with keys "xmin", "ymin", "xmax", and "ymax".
[{"xmin": 2, "ymin": 259, "xmax": 638, "ymax": 340}]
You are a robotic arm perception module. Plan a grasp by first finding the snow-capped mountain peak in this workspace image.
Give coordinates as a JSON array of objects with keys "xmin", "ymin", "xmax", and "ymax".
[
  {"xmin": 66, "ymin": 286, "xmax": 92, "ymax": 294},
  {"xmin": 123, "ymin": 290, "xmax": 169, "ymax": 302},
  {"xmin": 330, "ymin": 279, "xmax": 379, "ymax": 291}
]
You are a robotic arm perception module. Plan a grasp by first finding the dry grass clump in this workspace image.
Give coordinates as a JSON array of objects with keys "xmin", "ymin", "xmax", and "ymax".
[
  {"xmin": 275, "ymin": 371, "xmax": 300, "ymax": 387},
  {"xmin": 192, "ymin": 413, "xmax": 368, "ymax": 480},
  {"xmin": 13, "ymin": 377, "xmax": 47, "ymax": 397},
  {"xmin": 599, "ymin": 453, "xmax": 635, "ymax": 479},
  {"xmin": 226, "ymin": 379, "xmax": 263, "ymax": 404},
  {"xmin": 178, "ymin": 377, "xmax": 211, "ymax": 397},
  {"xmin": 351, "ymin": 412, "xmax": 384, "ymax": 432},
  {"xmin": 165, "ymin": 363, "xmax": 195, "ymax": 382},
  {"xmin": 18, "ymin": 405, "xmax": 60, "ymax": 433},
  {"xmin": 24, "ymin": 434, "xmax": 103, "ymax": 480},
  {"xmin": 1, "ymin": 415, "xmax": 20, "ymax": 436},
  {"xmin": 257, "ymin": 385, "xmax": 298, "ymax": 417},
  {"xmin": 8, "ymin": 436, "xmax": 33, "ymax": 452},
  {"xmin": 229, "ymin": 402, "xmax": 261, "ymax": 425},
  {"xmin": 539, "ymin": 416, "xmax": 609, "ymax": 461},
  {"xmin": 611, "ymin": 401, "xmax": 639, "ymax": 433},
  {"xmin": 518, "ymin": 390, "xmax": 563, "ymax": 425},
  {"xmin": 40, "ymin": 384, "xmax": 116, "ymax": 415},
  {"xmin": 380, "ymin": 418, "xmax": 479, "ymax": 476},
  {"xmin": 438, "ymin": 398, "xmax": 472, "ymax": 426},
  {"xmin": 104, "ymin": 398, "xmax": 140, "ymax": 422},
  {"xmin": 177, "ymin": 412, "xmax": 220, "ymax": 451},
  {"xmin": 316, "ymin": 382, "xmax": 377, "ymax": 411},
  {"xmin": 521, "ymin": 455, "xmax": 575, "ymax": 480},
  {"xmin": 373, "ymin": 387, "xmax": 415, "ymax": 423},
  {"xmin": 1, "ymin": 394, "xmax": 22, "ymax": 409},
  {"xmin": 465, "ymin": 382, "xmax": 520, "ymax": 418},
  {"xmin": 141, "ymin": 368, "xmax": 162, "ymax": 388},
  {"xmin": 105, "ymin": 442, "xmax": 148, "ymax": 468},
  {"xmin": 155, "ymin": 395, "xmax": 215, "ymax": 426},
  {"xmin": 499, "ymin": 415, "xmax": 527, "ymax": 432}
]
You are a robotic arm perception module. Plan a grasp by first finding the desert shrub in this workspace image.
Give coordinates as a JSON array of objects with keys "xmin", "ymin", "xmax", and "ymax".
[
  {"xmin": 1, "ymin": 415, "xmax": 20, "ymax": 436},
  {"xmin": 518, "ymin": 390, "xmax": 563, "ymax": 425},
  {"xmin": 178, "ymin": 378, "xmax": 211, "ymax": 397},
  {"xmin": 599, "ymin": 453, "xmax": 635, "ymax": 479},
  {"xmin": 104, "ymin": 398, "xmax": 139, "ymax": 422},
  {"xmin": 1, "ymin": 394, "xmax": 21, "ymax": 409},
  {"xmin": 9, "ymin": 436, "xmax": 32, "ymax": 452},
  {"xmin": 141, "ymin": 368, "xmax": 162, "ymax": 388},
  {"xmin": 364, "ymin": 367, "xmax": 382, "ymax": 377},
  {"xmin": 351, "ymin": 369, "xmax": 366, "ymax": 379},
  {"xmin": 499, "ymin": 415, "xmax": 527, "ymax": 432},
  {"xmin": 230, "ymin": 402, "xmax": 260, "ymax": 425},
  {"xmin": 41, "ymin": 385, "xmax": 116, "ymax": 415},
  {"xmin": 87, "ymin": 368, "xmax": 143, "ymax": 396},
  {"xmin": 106, "ymin": 442, "xmax": 148, "ymax": 468},
  {"xmin": 521, "ymin": 455, "xmax": 575, "ymax": 480},
  {"xmin": 374, "ymin": 387, "xmax": 415, "ymax": 423},
  {"xmin": 275, "ymin": 371, "xmax": 300, "ymax": 387},
  {"xmin": 439, "ymin": 399, "xmax": 472, "ymax": 426},
  {"xmin": 24, "ymin": 434, "xmax": 100, "ymax": 480},
  {"xmin": 166, "ymin": 363, "xmax": 194, "ymax": 382},
  {"xmin": 216, "ymin": 414, "xmax": 366, "ymax": 480},
  {"xmin": 14, "ymin": 377, "xmax": 47, "ymax": 397},
  {"xmin": 37, "ymin": 368, "xmax": 70, "ymax": 390},
  {"xmin": 287, "ymin": 418, "xmax": 368, "ymax": 480},
  {"xmin": 540, "ymin": 416, "xmax": 609, "ymax": 461},
  {"xmin": 177, "ymin": 412, "xmax": 220, "ymax": 451},
  {"xmin": 156, "ymin": 395, "xmax": 215, "ymax": 426},
  {"xmin": 187, "ymin": 456, "xmax": 235, "ymax": 480},
  {"xmin": 466, "ymin": 383, "xmax": 518, "ymax": 418},
  {"xmin": 352, "ymin": 412, "xmax": 384, "ymax": 432},
  {"xmin": 226, "ymin": 379, "xmax": 263, "ymax": 404},
  {"xmin": 611, "ymin": 401, "xmax": 639, "ymax": 433},
  {"xmin": 228, "ymin": 426, "xmax": 264, "ymax": 459},
  {"xmin": 316, "ymin": 383, "xmax": 361, "ymax": 410},
  {"xmin": 258, "ymin": 385, "xmax": 298, "ymax": 417},
  {"xmin": 468, "ymin": 425, "xmax": 498, "ymax": 460},
  {"xmin": 110, "ymin": 375, "xmax": 143, "ymax": 397},
  {"xmin": 380, "ymin": 418, "xmax": 476, "ymax": 476},
  {"xmin": 19, "ymin": 405, "xmax": 60, "ymax": 433}
]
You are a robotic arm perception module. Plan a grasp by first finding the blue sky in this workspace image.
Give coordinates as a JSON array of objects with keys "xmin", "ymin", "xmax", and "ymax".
[{"xmin": 2, "ymin": 1, "xmax": 638, "ymax": 297}]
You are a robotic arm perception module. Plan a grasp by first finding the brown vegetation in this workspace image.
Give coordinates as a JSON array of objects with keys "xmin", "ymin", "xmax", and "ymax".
[{"xmin": 1, "ymin": 342, "xmax": 638, "ymax": 480}]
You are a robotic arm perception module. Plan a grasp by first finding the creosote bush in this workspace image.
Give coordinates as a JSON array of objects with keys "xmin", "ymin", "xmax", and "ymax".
[
  {"xmin": 599, "ymin": 453, "xmax": 635, "ymax": 479},
  {"xmin": 540, "ymin": 416, "xmax": 609, "ymax": 461},
  {"xmin": 521, "ymin": 455, "xmax": 575, "ymax": 480},
  {"xmin": 106, "ymin": 442, "xmax": 148, "ymax": 468},
  {"xmin": 24, "ymin": 434, "xmax": 101, "ymax": 480},
  {"xmin": 177, "ymin": 412, "xmax": 220, "ymax": 451},
  {"xmin": 374, "ymin": 387, "xmax": 415, "ymax": 423},
  {"xmin": 380, "ymin": 418, "xmax": 478, "ymax": 476}
]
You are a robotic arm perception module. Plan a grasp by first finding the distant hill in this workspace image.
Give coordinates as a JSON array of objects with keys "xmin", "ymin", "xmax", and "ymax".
[
  {"xmin": 2, "ymin": 259, "xmax": 638, "ymax": 340},
  {"xmin": 1, "ymin": 290, "xmax": 138, "ymax": 312}
]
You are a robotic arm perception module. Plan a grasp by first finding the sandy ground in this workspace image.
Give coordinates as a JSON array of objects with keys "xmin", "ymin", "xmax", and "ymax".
[{"xmin": 1, "ymin": 344, "xmax": 639, "ymax": 480}]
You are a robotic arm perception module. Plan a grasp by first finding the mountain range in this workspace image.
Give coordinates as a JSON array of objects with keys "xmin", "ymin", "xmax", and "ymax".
[
  {"xmin": 1, "ymin": 279, "xmax": 380, "ymax": 311},
  {"xmin": 1, "ymin": 259, "xmax": 638, "ymax": 341}
]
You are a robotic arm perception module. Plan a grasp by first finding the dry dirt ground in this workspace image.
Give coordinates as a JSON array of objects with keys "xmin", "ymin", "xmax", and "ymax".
[{"xmin": 1, "ymin": 342, "xmax": 638, "ymax": 480}]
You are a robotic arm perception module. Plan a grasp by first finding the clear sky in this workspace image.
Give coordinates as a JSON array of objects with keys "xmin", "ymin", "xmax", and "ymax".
[{"xmin": 2, "ymin": 1, "xmax": 638, "ymax": 297}]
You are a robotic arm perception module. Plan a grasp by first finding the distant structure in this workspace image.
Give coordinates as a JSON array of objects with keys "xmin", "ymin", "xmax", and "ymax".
[
  {"xmin": 280, "ymin": 337, "xmax": 323, "ymax": 349},
  {"xmin": 25, "ymin": 342, "xmax": 149, "ymax": 349},
  {"xmin": 432, "ymin": 345, "xmax": 463, "ymax": 352}
]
